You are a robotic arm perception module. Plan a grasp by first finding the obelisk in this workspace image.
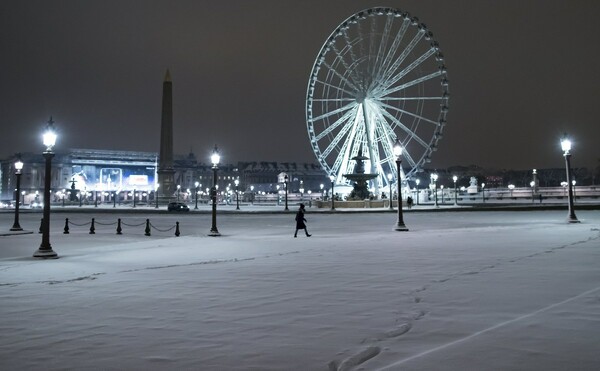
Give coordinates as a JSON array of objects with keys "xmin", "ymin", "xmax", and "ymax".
[{"xmin": 157, "ymin": 69, "xmax": 175, "ymax": 200}]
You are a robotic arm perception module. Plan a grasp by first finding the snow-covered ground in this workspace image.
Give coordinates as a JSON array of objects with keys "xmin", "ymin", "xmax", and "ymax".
[{"xmin": 1, "ymin": 209, "xmax": 599, "ymax": 370}]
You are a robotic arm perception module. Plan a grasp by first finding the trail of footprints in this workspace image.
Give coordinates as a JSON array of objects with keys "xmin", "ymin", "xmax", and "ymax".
[{"xmin": 328, "ymin": 228, "xmax": 600, "ymax": 370}]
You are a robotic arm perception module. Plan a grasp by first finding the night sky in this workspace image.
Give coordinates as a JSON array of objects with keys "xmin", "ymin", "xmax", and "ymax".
[{"xmin": 1, "ymin": 0, "xmax": 599, "ymax": 171}]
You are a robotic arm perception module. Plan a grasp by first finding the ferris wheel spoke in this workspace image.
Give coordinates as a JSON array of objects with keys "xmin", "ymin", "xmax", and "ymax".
[
  {"xmin": 311, "ymin": 98, "xmax": 356, "ymax": 102},
  {"xmin": 377, "ymin": 18, "xmax": 410, "ymax": 85},
  {"xmin": 380, "ymin": 108, "xmax": 431, "ymax": 150},
  {"xmin": 309, "ymin": 101, "xmax": 356, "ymax": 123},
  {"xmin": 376, "ymin": 70, "xmax": 443, "ymax": 98},
  {"xmin": 330, "ymin": 43, "xmax": 362, "ymax": 88},
  {"xmin": 320, "ymin": 113, "xmax": 358, "ymax": 159},
  {"xmin": 332, "ymin": 117, "xmax": 362, "ymax": 179},
  {"xmin": 322, "ymin": 60, "xmax": 360, "ymax": 92},
  {"xmin": 377, "ymin": 31, "xmax": 425, "ymax": 90},
  {"xmin": 314, "ymin": 79, "xmax": 357, "ymax": 98},
  {"xmin": 377, "ymin": 48, "xmax": 437, "ymax": 95},
  {"xmin": 379, "ymin": 96, "xmax": 444, "ymax": 101},
  {"xmin": 314, "ymin": 108, "xmax": 357, "ymax": 141},
  {"xmin": 342, "ymin": 32, "xmax": 363, "ymax": 90},
  {"xmin": 372, "ymin": 15, "xmax": 396, "ymax": 88},
  {"xmin": 379, "ymin": 101, "xmax": 439, "ymax": 126}
]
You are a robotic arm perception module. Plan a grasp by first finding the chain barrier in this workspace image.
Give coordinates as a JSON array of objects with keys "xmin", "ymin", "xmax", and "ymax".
[{"xmin": 60, "ymin": 217, "xmax": 180, "ymax": 237}]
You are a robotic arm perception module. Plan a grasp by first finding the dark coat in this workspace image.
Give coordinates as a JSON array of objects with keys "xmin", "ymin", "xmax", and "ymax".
[{"xmin": 295, "ymin": 208, "xmax": 307, "ymax": 229}]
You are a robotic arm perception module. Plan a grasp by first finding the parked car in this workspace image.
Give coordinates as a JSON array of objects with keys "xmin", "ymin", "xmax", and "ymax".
[{"xmin": 167, "ymin": 202, "xmax": 189, "ymax": 212}]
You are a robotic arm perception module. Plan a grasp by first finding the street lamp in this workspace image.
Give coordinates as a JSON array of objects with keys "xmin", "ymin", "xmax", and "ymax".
[
  {"xmin": 320, "ymin": 183, "xmax": 324, "ymax": 200},
  {"xmin": 393, "ymin": 140, "xmax": 408, "ymax": 231},
  {"xmin": 530, "ymin": 181, "xmax": 535, "ymax": 203},
  {"xmin": 431, "ymin": 173, "xmax": 439, "ymax": 208},
  {"xmin": 387, "ymin": 173, "xmax": 394, "ymax": 210},
  {"xmin": 177, "ymin": 184, "xmax": 181, "ymax": 201},
  {"xmin": 10, "ymin": 155, "xmax": 24, "ymax": 231},
  {"xmin": 415, "ymin": 179, "xmax": 420, "ymax": 205},
  {"xmin": 481, "ymin": 183, "xmax": 485, "ymax": 203},
  {"xmin": 508, "ymin": 184, "xmax": 515, "ymax": 198},
  {"xmin": 250, "ymin": 185, "xmax": 254, "ymax": 205},
  {"xmin": 33, "ymin": 117, "xmax": 58, "ymax": 258},
  {"xmin": 194, "ymin": 181, "xmax": 199, "ymax": 209},
  {"xmin": 234, "ymin": 179, "xmax": 240, "ymax": 210},
  {"xmin": 561, "ymin": 136, "xmax": 579, "ymax": 223},
  {"xmin": 452, "ymin": 175, "xmax": 458, "ymax": 206},
  {"xmin": 209, "ymin": 146, "xmax": 221, "ymax": 236},
  {"xmin": 284, "ymin": 175, "xmax": 289, "ymax": 211},
  {"xmin": 329, "ymin": 175, "xmax": 335, "ymax": 210},
  {"xmin": 441, "ymin": 185, "xmax": 445, "ymax": 204}
]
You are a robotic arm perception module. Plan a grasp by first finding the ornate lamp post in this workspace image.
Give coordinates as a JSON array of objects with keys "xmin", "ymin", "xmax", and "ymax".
[
  {"xmin": 33, "ymin": 117, "xmax": 58, "ymax": 258},
  {"xmin": 10, "ymin": 155, "xmax": 24, "ymax": 231},
  {"xmin": 393, "ymin": 140, "xmax": 408, "ymax": 231},
  {"xmin": 431, "ymin": 173, "xmax": 439, "ymax": 207},
  {"xmin": 250, "ymin": 185, "xmax": 254, "ymax": 205},
  {"xmin": 234, "ymin": 179, "xmax": 240, "ymax": 210},
  {"xmin": 329, "ymin": 175, "xmax": 335, "ymax": 210},
  {"xmin": 284, "ymin": 175, "xmax": 289, "ymax": 211},
  {"xmin": 508, "ymin": 184, "xmax": 515, "ymax": 198},
  {"xmin": 177, "ymin": 185, "xmax": 181, "ymax": 201},
  {"xmin": 453, "ymin": 175, "xmax": 458, "ymax": 206},
  {"xmin": 481, "ymin": 183, "xmax": 485, "ymax": 203},
  {"xmin": 561, "ymin": 136, "xmax": 579, "ymax": 223},
  {"xmin": 387, "ymin": 173, "xmax": 393, "ymax": 210},
  {"xmin": 320, "ymin": 183, "xmax": 324, "ymax": 200},
  {"xmin": 209, "ymin": 146, "xmax": 221, "ymax": 236},
  {"xmin": 194, "ymin": 181, "xmax": 199, "ymax": 209}
]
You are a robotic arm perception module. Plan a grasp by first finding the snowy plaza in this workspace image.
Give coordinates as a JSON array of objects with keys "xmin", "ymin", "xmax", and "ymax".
[{"xmin": 1, "ymin": 208, "xmax": 599, "ymax": 370}]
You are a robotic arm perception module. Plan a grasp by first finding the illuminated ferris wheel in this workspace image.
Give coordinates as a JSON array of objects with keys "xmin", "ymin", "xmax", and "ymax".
[{"xmin": 306, "ymin": 7, "xmax": 449, "ymax": 194}]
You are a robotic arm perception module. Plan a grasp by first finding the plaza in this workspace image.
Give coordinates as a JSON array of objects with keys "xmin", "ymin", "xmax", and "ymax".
[{"xmin": 1, "ymin": 208, "xmax": 599, "ymax": 370}]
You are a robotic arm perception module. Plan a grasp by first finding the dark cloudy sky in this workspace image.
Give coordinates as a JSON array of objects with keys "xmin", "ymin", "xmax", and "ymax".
[{"xmin": 1, "ymin": 0, "xmax": 599, "ymax": 171}]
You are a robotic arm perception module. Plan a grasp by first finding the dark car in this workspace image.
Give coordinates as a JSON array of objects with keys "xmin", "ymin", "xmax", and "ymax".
[{"xmin": 167, "ymin": 202, "xmax": 190, "ymax": 212}]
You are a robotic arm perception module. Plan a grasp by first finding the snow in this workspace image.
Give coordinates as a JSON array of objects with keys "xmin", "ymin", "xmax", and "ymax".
[{"xmin": 1, "ymin": 209, "xmax": 599, "ymax": 370}]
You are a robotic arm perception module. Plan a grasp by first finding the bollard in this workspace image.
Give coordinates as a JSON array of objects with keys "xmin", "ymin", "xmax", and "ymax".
[
  {"xmin": 39, "ymin": 218, "xmax": 43, "ymax": 233},
  {"xmin": 144, "ymin": 219, "xmax": 151, "ymax": 236},
  {"xmin": 63, "ymin": 218, "xmax": 70, "ymax": 234},
  {"xmin": 89, "ymin": 218, "xmax": 95, "ymax": 234},
  {"xmin": 116, "ymin": 218, "xmax": 122, "ymax": 235},
  {"xmin": 175, "ymin": 221, "xmax": 180, "ymax": 237}
]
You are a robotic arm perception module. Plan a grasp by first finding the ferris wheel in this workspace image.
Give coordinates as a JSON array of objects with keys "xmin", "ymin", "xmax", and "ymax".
[{"xmin": 306, "ymin": 7, "xmax": 449, "ymax": 194}]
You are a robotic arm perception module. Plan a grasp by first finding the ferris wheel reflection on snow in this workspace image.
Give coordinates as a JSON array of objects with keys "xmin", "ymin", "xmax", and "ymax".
[{"xmin": 306, "ymin": 7, "xmax": 449, "ymax": 195}]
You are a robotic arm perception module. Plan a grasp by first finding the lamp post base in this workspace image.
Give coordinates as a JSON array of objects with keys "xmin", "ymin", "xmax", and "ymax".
[
  {"xmin": 567, "ymin": 216, "xmax": 580, "ymax": 224},
  {"xmin": 33, "ymin": 248, "xmax": 58, "ymax": 259},
  {"xmin": 10, "ymin": 226, "xmax": 23, "ymax": 231},
  {"xmin": 395, "ymin": 223, "xmax": 409, "ymax": 232},
  {"xmin": 208, "ymin": 230, "xmax": 221, "ymax": 237}
]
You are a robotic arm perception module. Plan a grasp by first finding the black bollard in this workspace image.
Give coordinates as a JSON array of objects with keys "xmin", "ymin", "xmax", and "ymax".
[
  {"xmin": 63, "ymin": 218, "xmax": 70, "ymax": 234},
  {"xmin": 39, "ymin": 218, "xmax": 43, "ymax": 233},
  {"xmin": 116, "ymin": 218, "xmax": 122, "ymax": 235},
  {"xmin": 89, "ymin": 218, "xmax": 95, "ymax": 234},
  {"xmin": 175, "ymin": 221, "xmax": 180, "ymax": 237},
  {"xmin": 144, "ymin": 219, "xmax": 151, "ymax": 236}
]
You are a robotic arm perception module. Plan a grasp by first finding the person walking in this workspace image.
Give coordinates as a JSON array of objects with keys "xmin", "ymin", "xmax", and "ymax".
[{"xmin": 294, "ymin": 203, "xmax": 311, "ymax": 237}]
